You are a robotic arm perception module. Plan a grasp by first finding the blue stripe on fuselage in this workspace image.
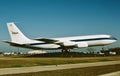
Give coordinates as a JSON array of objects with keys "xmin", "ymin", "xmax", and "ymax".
[{"xmin": 71, "ymin": 37, "xmax": 117, "ymax": 42}]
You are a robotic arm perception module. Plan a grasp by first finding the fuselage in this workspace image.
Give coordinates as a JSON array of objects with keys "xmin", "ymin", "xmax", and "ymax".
[{"xmin": 26, "ymin": 34, "xmax": 117, "ymax": 50}]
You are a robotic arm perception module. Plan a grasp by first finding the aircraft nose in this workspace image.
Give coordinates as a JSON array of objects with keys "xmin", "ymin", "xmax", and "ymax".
[{"xmin": 111, "ymin": 37, "xmax": 117, "ymax": 43}]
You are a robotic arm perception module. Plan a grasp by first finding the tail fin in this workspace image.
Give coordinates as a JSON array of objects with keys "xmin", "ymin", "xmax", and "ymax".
[{"xmin": 7, "ymin": 22, "xmax": 30, "ymax": 44}]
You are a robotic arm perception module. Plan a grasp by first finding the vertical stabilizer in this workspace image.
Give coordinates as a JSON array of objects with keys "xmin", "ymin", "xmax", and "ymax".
[{"xmin": 7, "ymin": 22, "xmax": 30, "ymax": 44}]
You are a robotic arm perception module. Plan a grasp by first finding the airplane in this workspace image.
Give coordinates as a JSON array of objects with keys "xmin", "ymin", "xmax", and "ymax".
[{"xmin": 3, "ymin": 22, "xmax": 117, "ymax": 52}]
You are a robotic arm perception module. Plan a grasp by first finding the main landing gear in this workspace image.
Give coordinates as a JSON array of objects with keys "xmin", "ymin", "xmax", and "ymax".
[{"xmin": 61, "ymin": 49, "xmax": 70, "ymax": 53}]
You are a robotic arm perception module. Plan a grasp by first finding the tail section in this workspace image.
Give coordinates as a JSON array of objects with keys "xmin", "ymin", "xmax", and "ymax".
[{"xmin": 7, "ymin": 22, "xmax": 30, "ymax": 44}]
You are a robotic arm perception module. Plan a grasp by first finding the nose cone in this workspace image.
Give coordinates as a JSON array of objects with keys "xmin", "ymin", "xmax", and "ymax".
[{"xmin": 111, "ymin": 37, "xmax": 117, "ymax": 43}]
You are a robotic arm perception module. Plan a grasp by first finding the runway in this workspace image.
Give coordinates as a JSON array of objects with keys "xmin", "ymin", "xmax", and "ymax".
[
  {"xmin": 0, "ymin": 60, "xmax": 120, "ymax": 75},
  {"xmin": 99, "ymin": 71, "xmax": 120, "ymax": 76}
]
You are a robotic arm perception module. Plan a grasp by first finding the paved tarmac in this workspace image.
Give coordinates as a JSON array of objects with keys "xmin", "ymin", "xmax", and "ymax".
[
  {"xmin": 0, "ymin": 60, "xmax": 120, "ymax": 75},
  {"xmin": 99, "ymin": 71, "xmax": 120, "ymax": 76}
]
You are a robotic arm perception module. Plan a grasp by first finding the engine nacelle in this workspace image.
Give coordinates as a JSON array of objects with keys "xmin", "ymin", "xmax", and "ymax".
[
  {"xmin": 61, "ymin": 41, "xmax": 88, "ymax": 48},
  {"xmin": 77, "ymin": 42, "xmax": 88, "ymax": 48},
  {"xmin": 62, "ymin": 41, "xmax": 76, "ymax": 46}
]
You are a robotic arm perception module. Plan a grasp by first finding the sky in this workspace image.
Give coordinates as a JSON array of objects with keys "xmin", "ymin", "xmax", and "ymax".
[{"xmin": 0, "ymin": 0, "xmax": 120, "ymax": 52}]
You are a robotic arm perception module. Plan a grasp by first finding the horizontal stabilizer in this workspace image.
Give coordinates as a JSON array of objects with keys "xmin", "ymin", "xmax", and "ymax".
[{"xmin": 3, "ymin": 40, "xmax": 24, "ymax": 46}]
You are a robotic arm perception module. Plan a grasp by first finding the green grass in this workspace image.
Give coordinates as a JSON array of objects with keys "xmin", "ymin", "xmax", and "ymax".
[
  {"xmin": 0, "ymin": 56, "xmax": 119, "ymax": 68},
  {"xmin": 2, "ymin": 64, "xmax": 120, "ymax": 76}
]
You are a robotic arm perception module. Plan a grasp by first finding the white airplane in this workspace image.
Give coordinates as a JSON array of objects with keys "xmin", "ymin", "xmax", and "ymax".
[{"xmin": 3, "ymin": 22, "xmax": 117, "ymax": 52}]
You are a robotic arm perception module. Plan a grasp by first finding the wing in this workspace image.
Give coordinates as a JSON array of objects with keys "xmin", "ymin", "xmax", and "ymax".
[{"xmin": 34, "ymin": 38, "xmax": 59, "ymax": 43}]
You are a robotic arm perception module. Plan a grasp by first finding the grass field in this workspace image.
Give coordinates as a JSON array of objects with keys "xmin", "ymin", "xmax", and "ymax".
[
  {"xmin": 0, "ymin": 56, "xmax": 119, "ymax": 68},
  {"xmin": 2, "ymin": 64, "xmax": 120, "ymax": 76}
]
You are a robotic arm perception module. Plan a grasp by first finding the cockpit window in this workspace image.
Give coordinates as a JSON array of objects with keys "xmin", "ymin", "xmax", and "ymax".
[{"xmin": 110, "ymin": 37, "xmax": 117, "ymax": 40}]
